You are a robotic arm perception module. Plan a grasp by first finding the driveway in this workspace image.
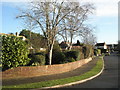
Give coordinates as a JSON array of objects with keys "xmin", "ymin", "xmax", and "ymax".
[{"xmin": 63, "ymin": 52, "xmax": 119, "ymax": 88}]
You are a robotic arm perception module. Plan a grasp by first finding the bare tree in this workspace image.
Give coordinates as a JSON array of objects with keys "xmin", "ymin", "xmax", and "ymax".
[
  {"xmin": 17, "ymin": 1, "xmax": 85, "ymax": 65},
  {"xmin": 58, "ymin": 2, "xmax": 94, "ymax": 49},
  {"xmin": 80, "ymin": 26, "xmax": 96, "ymax": 45}
]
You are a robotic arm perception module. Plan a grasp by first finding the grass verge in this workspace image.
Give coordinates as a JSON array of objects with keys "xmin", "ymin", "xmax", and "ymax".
[{"xmin": 3, "ymin": 56, "xmax": 104, "ymax": 89}]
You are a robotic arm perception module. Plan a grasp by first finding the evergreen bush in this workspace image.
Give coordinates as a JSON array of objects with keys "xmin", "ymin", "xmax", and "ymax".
[
  {"xmin": 1, "ymin": 35, "xmax": 30, "ymax": 71},
  {"xmin": 52, "ymin": 51, "xmax": 66, "ymax": 64},
  {"xmin": 64, "ymin": 50, "xmax": 80, "ymax": 61},
  {"xmin": 28, "ymin": 54, "xmax": 45, "ymax": 66},
  {"xmin": 82, "ymin": 45, "xmax": 94, "ymax": 58},
  {"xmin": 94, "ymin": 49, "xmax": 101, "ymax": 56},
  {"xmin": 66, "ymin": 57, "xmax": 75, "ymax": 62}
]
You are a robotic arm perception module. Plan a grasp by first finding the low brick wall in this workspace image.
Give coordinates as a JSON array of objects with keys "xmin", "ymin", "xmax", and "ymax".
[{"xmin": 2, "ymin": 57, "xmax": 92, "ymax": 79}]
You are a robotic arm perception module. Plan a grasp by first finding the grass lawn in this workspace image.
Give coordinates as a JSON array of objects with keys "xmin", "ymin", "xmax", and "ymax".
[{"xmin": 2, "ymin": 56, "xmax": 104, "ymax": 89}]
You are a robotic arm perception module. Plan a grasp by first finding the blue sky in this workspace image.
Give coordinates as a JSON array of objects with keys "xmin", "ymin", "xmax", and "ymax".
[{"xmin": 0, "ymin": 0, "xmax": 119, "ymax": 44}]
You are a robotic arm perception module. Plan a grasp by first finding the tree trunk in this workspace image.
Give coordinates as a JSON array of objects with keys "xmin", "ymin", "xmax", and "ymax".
[
  {"xmin": 49, "ymin": 48, "xmax": 52, "ymax": 65},
  {"xmin": 49, "ymin": 45, "xmax": 53, "ymax": 65},
  {"xmin": 48, "ymin": 39, "xmax": 55, "ymax": 65},
  {"xmin": 69, "ymin": 33, "xmax": 73, "ymax": 50}
]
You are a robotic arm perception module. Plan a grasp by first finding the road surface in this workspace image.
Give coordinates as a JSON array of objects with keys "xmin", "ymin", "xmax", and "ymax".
[{"xmin": 62, "ymin": 52, "xmax": 119, "ymax": 88}]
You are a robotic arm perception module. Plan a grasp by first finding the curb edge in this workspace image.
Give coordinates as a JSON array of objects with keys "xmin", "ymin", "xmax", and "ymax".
[{"xmin": 37, "ymin": 57, "xmax": 104, "ymax": 89}]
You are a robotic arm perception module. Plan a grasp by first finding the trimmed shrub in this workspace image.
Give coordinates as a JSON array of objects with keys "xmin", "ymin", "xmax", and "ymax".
[
  {"xmin": 94, "ymin": 49, "xmax": 101, "ymax": 56},
  {"xmin": 46, "ymin": 42, "xmax": 63, "ymax": 64},
  {"xmin": 1, "ymin": 35, "xmax": 30, "ymax": 71},
  {"xmin": 71, "ymin": 47, "xmax": 84, "ymax": 60},
  {"xmin": 82, "ymin": 45, "xmax": 94, "ymax": 58},
  {"xmin": 94, "ymin": 49, "xmax": 97, "ymax": 56},
  {"xmin": 28, "ymin": 54, "xmax": 45, "ymax": 66},
  {"xmin": 52, "ymin": 51, "xmax": 66, "ymax": 64},
  {"xmin": 65, "ymin": 58, "xmax": 75, "ymax": 63},
  {"xmin": 98, "ymin": 49, "xmax": 101, "ymax": 55},
  {"xmin": 64, "ymin": 50, "xmax": 80, "ymax": 61},
  {"xmin": 53, "ymin": 42, "xmax": 61, "ymax": 53},
  {"xmin": 79, "ymin": 51, "xmax": 84, "ymax": 60},
  {"xmin": 101, "ymin": 49, "xmax": 107, "ymax": 53}
]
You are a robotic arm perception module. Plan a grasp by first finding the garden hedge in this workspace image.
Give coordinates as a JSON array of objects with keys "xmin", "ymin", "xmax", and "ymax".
[{"xmin": 1, "ymin": 35, "xmax": 30, "ymax": 71}]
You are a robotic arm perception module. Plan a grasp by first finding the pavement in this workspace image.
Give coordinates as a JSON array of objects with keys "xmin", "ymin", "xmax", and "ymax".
[
  {"xmin": 3, "ymin": 57, "xmax": 99, "ymax": 86},
  {"xmin": 62, "ymin": 52, "xmax": 119, "ymax": 88}
]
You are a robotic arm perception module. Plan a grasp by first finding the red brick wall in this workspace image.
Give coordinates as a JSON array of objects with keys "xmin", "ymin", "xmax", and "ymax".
[{"xmin": 2, "ymin": 58, "xmax": 92, "ymax": 79}]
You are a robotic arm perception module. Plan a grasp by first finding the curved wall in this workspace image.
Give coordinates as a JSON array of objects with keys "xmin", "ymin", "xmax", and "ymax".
[{"xmin": 2, "ymin": 58, "xmax": 92, "ymax": 79}]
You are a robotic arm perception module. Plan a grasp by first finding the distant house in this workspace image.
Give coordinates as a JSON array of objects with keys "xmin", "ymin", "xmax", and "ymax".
[
  {"xmin": 95, "ymin": 42, "xmax": 107, "ymax": 49},
  {"xmin": 107, "ymin": 44, "xmax": 118, "ymax": 51},
  {"xmin": 107, "ymin": 44, "xmax": 114, "ymax": 51},
  {"xmin": 94, "ymin": 42, "xmax": 108, "ymax": 53},
  {"xmin": 15, "ymin": 32, "xmax": 27, "ymax": 41},
  {"xmin": 17, "ymin": 36, "xmax": 26, "ymax": 41},
  {"xmin": 59, "ymin": 40, "xmax": 83, "ymax": 50},
  {"xmin": 59, "ymin": 41, "xmax": 71, "ymax": 50},
  {"xmin": 113, "ymin": 44, "xmax": 118, "ymax": 51},
  {"xmin": 71, "ymin": 46, "xmax": 82, "ymax": 50},
  {"xmin": 71, "ymin": 40, "xmax": 83, "ymax": 50},
  {"xmin": 0, "ymin": 32, "xmax": 27, "ymax": 41},
  {"xmin": 0, "ymin": 33, "xmax": 11, "ymax": 35}
]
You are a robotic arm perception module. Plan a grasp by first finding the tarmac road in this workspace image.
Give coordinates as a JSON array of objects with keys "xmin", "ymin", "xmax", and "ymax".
[{"xmin": 63, "ymin": 52, "xmax": 119, "ymax": 88}]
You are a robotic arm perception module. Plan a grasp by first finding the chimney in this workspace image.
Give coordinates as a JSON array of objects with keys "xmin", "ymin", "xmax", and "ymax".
[{"xmin": 16, "ymin": 32, "xmax": 19, "ymax": 36}]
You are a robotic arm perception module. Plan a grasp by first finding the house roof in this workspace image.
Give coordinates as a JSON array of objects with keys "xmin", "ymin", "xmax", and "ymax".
[
  {"xmin": 95, "ymin": 43, "xmax": 105, "ymax": 46},
  {"xmin": 0, "ymin": 33, "xmax": 26, "ymax": 40},
  {"xmin": 107, "ymin": 44, "xmax": 112, "ymax": 46},
  {"xmin": 59, "ymin": 41, "xmax": 71, "ymax": 45},
  {"xmin": 0, "ymin": 33, "xmax": 9, "ymax": 35},
  {"xmin": 113, "ymin": 44, "xmax": 118, "ymax": 47}
]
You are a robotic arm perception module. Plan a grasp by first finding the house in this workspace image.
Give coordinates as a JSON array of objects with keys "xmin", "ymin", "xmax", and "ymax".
[
  {"xmin": 113, "ymin": 44, "xmax": 118, "ymax": 51},
  {"xmin": 17, "ymin": 36, "xmax": 26, "ymax": 41},
  {"xmin": 0, "ymin": 32, "xmax": 27, "ymax": 41},
  {"xmin": 71, "ymin": 46, "xmax": 82, "ymax": 50},
  {"xmin": 95, "ymin": 42, "xmax": 107, "ymax": 49},
  {"xmin": 107, "ymin": 44, "xmax": 114, "ymax": 50},
  {"xmin": 59, "ymin": 41, "xmax": 71, "ymax": 50},
  {"xmin": 107, "ymin": 44, "xmax": 118, "ymax": 51},
  {"xmin": 15, "ymin": 32, "xmax": 27, "ymax": 41},
  {"xmin": 71, "ymin": 40, "xmax": 83, "ymax": 50},
  {"xmin": 94, "ymin": 42, "xmax": 108, "ymax": 53},
  {"xmin": 59, "ymin": 40, "xmax": 83, "ymax": 50}
]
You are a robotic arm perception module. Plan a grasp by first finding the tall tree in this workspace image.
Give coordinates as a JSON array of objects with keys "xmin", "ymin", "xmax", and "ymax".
[
  {"xmin": 80, "ymin": 26, "xmax": 96, "ymax": 45},
  {"xmin": 16, "ymin": 1, "xmax": 94, "ymax": 65},
  {"xmin": 58, "ymin": 2, "xmax": 94, "ymax": 49}
]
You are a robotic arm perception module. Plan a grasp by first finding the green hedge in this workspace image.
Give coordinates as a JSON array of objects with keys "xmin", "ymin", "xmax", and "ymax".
[
  {"xmin": 28, "ymin": 54, "xmax": 45, "ymax": 66},
  {"xmin": 52, "ymin": 51, "xmax": 66, "ymax": 64},
  {"xmin": 1, "ymin": 35, "xmax": 30, "ymax": 71},
  {"xmin": 82, "ymin": 45, "xmax": 94, "ymax": 58},
  {"xmin": 63, "ymin": 50, "xmax": 80, "ymax": 61},
  {"xmin": 65, "ymin": 57, "xmax": 75, "ymax": 63},
  {"xmin": 94, "ymin": 49, "xmax": 101, "ymax": 56},
  {"xmin": 52, "ymin": 50, "xmax": 78, "ymax": 64}
]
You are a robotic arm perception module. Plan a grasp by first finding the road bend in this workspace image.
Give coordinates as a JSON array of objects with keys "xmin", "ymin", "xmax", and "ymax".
[{"xmin": 62, "ymin": 52, "xmax": 119, "ymax": 88}]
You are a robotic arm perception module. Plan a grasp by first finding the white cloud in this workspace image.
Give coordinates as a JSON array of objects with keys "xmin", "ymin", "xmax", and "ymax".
[
  {"xmin": 1, "ymin": 0, "xmax": 32, "ymax": 2},
  {"xmin": 96, "ymin": 5, "xmax": 118, "ymax": 17},
  {"xmin": 81, "ymin": 0, "xmax": 119, "ymax": 17},
  {"xmin": 1, "ymin": 0, "xmax": 119, "ymax": 17},
  {"xmin": 1, "ymin": 0, "xmax": 78, "ymax": 2}
]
